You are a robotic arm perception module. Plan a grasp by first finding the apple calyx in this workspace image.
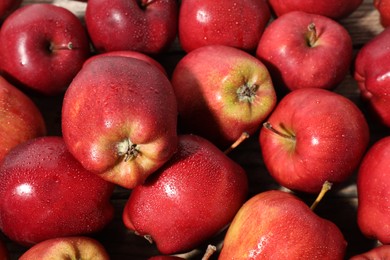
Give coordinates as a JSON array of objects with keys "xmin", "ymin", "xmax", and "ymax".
[
  {"xmin": 116, "ymin": 139, "xmax": 140, "ymax": 162},
  {"xmin": 237, "ymin": 82, "xmax": 259, "ymax": 103},
  {"xmin": 263, "ymin": 122, "xmax": 296, "ymax": 141},
  {"xmin": 306, "ymin": 23, "xmax": 318, "ymax": 47},
  {"xmin": 310, "ymin": 180, "xmax": 333, "ymax": 211}
]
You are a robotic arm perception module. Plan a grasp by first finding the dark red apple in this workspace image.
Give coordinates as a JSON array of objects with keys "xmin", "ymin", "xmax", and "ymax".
[
  {"xmin": 0, "ymin": 0, "xmax": 21, "ymax": 21},
  {"xmin": 62, "ymin": 55, "xmax": 178, "ymax": 189},
  {"xmin": 0, "ymin": 76, "xmax": 46, "ymax": 163},
  {"xmin": 0, "ymin": 136, "xmax": 115, "ymax": 246},
  {"xmin": 123, "ymin": 134, "xmax": 248, "ymax": 255},
  {"xmin": 85, "ymin": 0, "xmax": 178, "ymax": 54},
  {"xmin": 178, "ymin": 0, "xmax": 271, "ymax": 53},
  {"xmin": 375, "ymin": 0, "xmax": 390, "ymax": 27},
  {"xmin": 350, "ymin": 245, "xmax": 390, "ymax": 260},
  {"xmin": 260, "ymin": 88, "xmax": 370, "ymax": 193},
  {"xmin": 0, "ymin": 3, "xmax": 90, "ymax": 95},
  {"xmin": 256, "ymin": 11, "xmax": 353, "ymax": 93}
]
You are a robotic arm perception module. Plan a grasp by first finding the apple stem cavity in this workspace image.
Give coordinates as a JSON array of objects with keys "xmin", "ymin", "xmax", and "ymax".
[
  {"xmin": 224, "ymin": 132, "xmax": 250, "ymax": 154},
  {"xmin": 237, "ymin": 82, "xmax": 259, "ymax": 103},
  {"xmin": 201, "ymin": 245, "xmax": 217, "ymax": 260},
  {"xmin": 116, "ymin": 139, "xmax": 140, "ymax": 162},
  {"xmin": 310, "ymin": 181, "xmax": 333, "ymax": 211},
  {"xmin": 263, "ymin": 122, "xmax": 295, "ymax": 140},
  {"xmin": 306, "ymin": 23, "xmax": 318, "ymax": 47}
]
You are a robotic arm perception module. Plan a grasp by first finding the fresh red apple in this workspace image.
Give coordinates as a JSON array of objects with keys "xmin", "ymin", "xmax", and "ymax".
[
  {"xmin": 85, "ymin": 0, "xmax": 178, "ymax": 54},
  {"xmin": 219, "ymin": 189, "xmax": 347, "ymax": 259},
  {"xmin": 178, "ymin": 0, "xmax": 271, "ymax": 53},
  {"xmin": 171, "ymin": 44, "xmax": 276, "ymax": 149},
  {"xmin": 350, "ymin": 245, "xmax": 390, "ymax": 260},
  {"xmin": 0, "ymin": 240, "xmax": 8, "ymax": 260},
  {"xmin": 375, "ymin": 0, "xmax": 390, "ymax": 27},
  {"xmin": 256, "ymin": 11, "xmax": 353, "ymax": 93},
  {"xmin": 123, "ymin": 134, "xmax": 248, "ymax": 255},
  {"xmin": 354, "ymin": 27, "xmax": 390, "ymax": 128},
  {"xmin": 267, "ymin": 0, "xmax": 363, "ymax": 20},
  {"xmin": 19, "ymin": 236, "xmax": 109, "ymax": 260},
  {"xmin": 259, "ymin": 88, "xmax": 370, "ymax": 193},
  {"xmin": 62, "ymin": 55, "xmax": 178, "ymax": 189},
  {"xmin": 0, "ymin": 3, "xmax": 90, "ymax": 95},
  {"xmin": 356, "ymin": 136, "xmax": 390, "ymax": 244},
  {"xmin": 0, "ymin": 0, "xmax": 21, "ymax": 21},
  {"xmin": 0, "ymin": 76, "xmax": 46, "ymax": 163},
  {"xmin": 0, "ymin": 136, "xmax": 115, "ymax": 246}
]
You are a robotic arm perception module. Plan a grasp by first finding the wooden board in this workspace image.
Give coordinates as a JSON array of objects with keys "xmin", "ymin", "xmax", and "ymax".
[{"xmin": 2, "ymin": 0, "xmax": 388, "ymax": 259}]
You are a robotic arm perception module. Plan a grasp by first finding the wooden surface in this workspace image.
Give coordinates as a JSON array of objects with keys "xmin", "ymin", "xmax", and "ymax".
[{"xmin": 2, "ymin": 0, "xmax": 388, "ymax": 259}]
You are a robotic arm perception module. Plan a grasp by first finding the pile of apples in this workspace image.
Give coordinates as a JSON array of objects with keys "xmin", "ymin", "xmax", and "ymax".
[{"xmin": 1, "ymin": 0, "xmax": 390, "ymax": 259}]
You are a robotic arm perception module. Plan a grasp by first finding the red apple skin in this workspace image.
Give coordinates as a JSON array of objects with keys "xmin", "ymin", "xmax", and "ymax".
[
  {"xmin": 0, "ymin": 76, "xmax": 46, "ymax": 163},
  {"xmin": 219, "ymin": 190, "xmax": 347, "ymax": 259},
  {"xmin": 85, "ymin": 0, "xmax": 178, "ymax": 54},
  {"xmin": 62, "ymin": 55, "xmax": 178, "ymax": 189},
  {"xmin": 0, "ymin": 136, "xmax": 115, "ymax": 246},
  {"xmin": 0, "ymin": 4, "xmax": 91, "ymax": 95},
  {"xmin": 268, "ymin": 0, "xmax": 363, "ymax": 20},
  {"xmin": 350, "ymin": 245, "xmax": 390, "ymax": 260},
  {"xmin": 19, "ymin": 236, "xmax": 110, "ymax": 260},
  {"xmin": 123, "ymin": 134, "xmax": 248, "ymax": 255},
  {"xmin": 256, "ymin": 11, "xmax": 353, "ymax": 92},
  {"xmin": 171, "ymin": 45, "xmax": 276, "ymax": 149},
  {"xmin": 0, "ymin": 0, "xmax": 21, "ymax": 21},
  {"xmin": 375, "ymin": 0, "xmax": 390, "ymax": 27},
  {"xmin": 356, "ymin": 136, "xmax": 390, "ymax": 244},
  {"xmin": 260, "ymin": 88, "xmax": 370, "ymax": 194},
  {"xmin": 178, "ymin": 0, "xmax": 271, "ymax": 53},
  {"xmin": 354, "ymin": 27, "xmax": 390, "ymax": 128}
]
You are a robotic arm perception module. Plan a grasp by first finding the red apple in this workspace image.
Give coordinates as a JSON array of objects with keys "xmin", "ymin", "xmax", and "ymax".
[
  {"xmin": 171, "ymin": 44, "xmax": 276, "ymax": 149},
  {"xmin": 0, "ymin": 0, "xmax": 21, "ymax": 21},
  {"xmin": 178, "ymin": 0, "xmax": 271, "ymax": 53},
  {"xmin": 356, "ymin": 136, "xmax": 390, "ymax": 244},
  {"xmin": 19, "ymin": 236, "xmax": 109, "ymax": 260},
  {"xmin": 0, "ymin": 136, "xmax": 115, "ymax": 246},
  {"xmin": 354, "ymin": 27, "xmax": 390, "ymax": 128},
  {"xmin": 256, "ymin": 11, "xmax": 353, "ymax": 93},
  {"xmin": 62, "ymin": 55, "xmax": 178, "ymax": 189},
  {"xmin": 0, "ymin": 3, "xmax": 90, "ymax": 95},
  {"xmin": 219, "ymin": 189, "xmax": 347, "ymax": 259},
  {"xmin": 350, "ymin": 245, "xmax": 390, "ymax": 260},
  {"xmin": 267, "ymin": 0, "xmax": 363, "ymax": 20},
  {"xmin": 259, "ymin": 88, "xmax": 370, "ymax": 193},
  {"xmin": 0, "ymin": 76, "xmax": 46, "ymax": 163},
  {"xmin": 123, "ymin": 134, "xmax": 248, "ymax": 255},
  {"xmin": 85, "ymin": 0, "xmax": 178, "ymax": 54},
  {"xmin": 375, "ymin": 0, "xmax": 390, "ymax": 27}
]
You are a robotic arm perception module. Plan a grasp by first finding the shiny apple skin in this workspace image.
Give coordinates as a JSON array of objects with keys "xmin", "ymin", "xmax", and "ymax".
[
  {"xmin": 219, "ymin": 190, "xmax": 347, "ymax": 259},
  {"xmin": 260, "ymin": 88, "xmax": 370, "ymax": 193},
  {"xmin": 178, "ymin": 0, "xmax": 271, "ymax": 53},
  {"xmin": 85, "ymin": 0, "xmax": 178, "ymax": 54},
  {"xmin": 123, "ymin": 134, "xmax": 248, "ymax": 255},
  {"xmin": 375, "ymin": 0, "xmax": 390, "ymax": 27},
  {"xmin": 0, "ymin": 76, "xmax": 46, "ymax": 163},
  {"xmin": 0, "ymin": 137, "xmax": 115, "ymax": 246},
  {"xmin": 354, "ymin": 27, "xmax": 390, "ymax": 128},
  {"xmin": 0, "ymin": 4, "xmax": 90, "ymax": 95},
  {"xmin": 356, "ymin": 137, "xmax": 390, "ymax": 244}
]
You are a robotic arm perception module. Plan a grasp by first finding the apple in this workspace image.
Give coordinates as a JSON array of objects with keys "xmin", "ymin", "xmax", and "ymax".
[
  {"xmin": 375, "ymin": 0, "xmax": 390, "ymax": 27},
  {"xmin": 0, "ymin": 0, "xmax": 21, "ymax": 21},
  {"xmin": 171, "ymin": 44, "xmax": 276, "ymax": 149},
  {"xmin": 178, "ymin": 0, "xmax": 271, "ymax": 53},
  {"xmin": 256, "ymin": 11, "xmax": 353, "ymax": 93},
  {"xmin": 350, "ymin": 245, "xmax": 390, "ymax": 260},
  {"xmin": 219, "ymin": 189, "xmax": 347, "ymax": 259},
  {"xmin": 123, "ymin": 134, "xmax": 248, "ymax": 255},
  {"xmin": 19, "ymin": 236, "xmax": 109, "ymax": 260},
  {"xmin": 354, "ymin": 27, "xmax": 390, "ymax": 128},
  {"xmin": 0, "ymin": 3, "xmax": 91, "ymax": 95},
  {"xmin": 0, "ymin": 76, "xmax": 46, "ymax": 163},
  {"xmin": 62, "ymin": 55, "xmax": 178, "ymax": 189},
  {"xmin": 85, "ymin": 0, "xmax": 178, "ymax": 54},
  {"xmin": 356, "ymin": 136, "xmax": 390, "ymax": 244},
  {"xmin": 0, "ymin": 240, "xmax": 8, "ymax": 260},
  {"xmin": 259, "ymin": 88, "xmax": 370, "ymax": 193},
  {"xmin": 0, "ymin": 136, "xmax": 115, "ymax": 246},
  {"xmin": 267, "ymin": 0, "xmax": 363, "ymax": 20}
]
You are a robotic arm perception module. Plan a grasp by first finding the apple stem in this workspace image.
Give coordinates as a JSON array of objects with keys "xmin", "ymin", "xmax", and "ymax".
[
  {"xmin": 310, "ymin": 181, "xmax": 333, "ymax": 211},
  {"xmin": 143, "ymin": 234, "xmax": 154, "ymax": 244},
  {"xmin": 224, "ymin": 132, "xmax": 250, "ymax": 154},
  {"xmin": 201, "ymin": 245, "xmax": 217, "ymax": 260},
  {"xmin": 50, "ymin": 42, "xmax": 74, "ymax": 51},
  {"xmin": 306, "ymin": 23, "xmax": 318, "ymax": 47},
  {"xmin": 263, "ymin": 122, "xmax": 295, "ymax": 140}
]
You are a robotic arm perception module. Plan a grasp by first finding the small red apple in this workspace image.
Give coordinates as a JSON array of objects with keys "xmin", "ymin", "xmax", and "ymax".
[
  {"xmin": 19, "ymin": 236, "xmax": 109, "ymax": 260},
  {"xmin": 0, "ymin": 136, "xmax": 115, "ymax": 246},
  {"xmin": 375, "ymin": 0, "xmax": 390, "ymax": 27},
  {"xmin": 350, "ymin": 245, "xmax": 390, "ymax": 260}
]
